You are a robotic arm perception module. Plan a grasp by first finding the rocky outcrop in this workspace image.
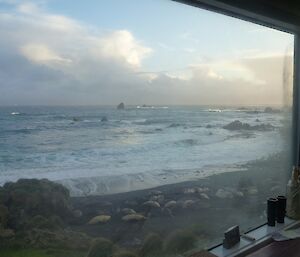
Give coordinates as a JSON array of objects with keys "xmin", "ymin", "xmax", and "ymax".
[
  {"xmin": 264, "ymin": 107, "xmax": 281, "ymax": 113},
  {"xmin": 117, "ymin": 102, "xmax": 125, "ymax": 110},
  {"xmin": 223, "ymin": 120, "xmax": 274, "ymax": 131}
]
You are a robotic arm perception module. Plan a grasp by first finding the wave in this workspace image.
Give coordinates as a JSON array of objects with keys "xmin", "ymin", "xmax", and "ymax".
[
  {"xmin": 207, "ymin": 109, "xmax": 222, "ymax": 113},
  {"xmin": 136, "ymin": 106, "xmax": 168, "ymax": 109}
]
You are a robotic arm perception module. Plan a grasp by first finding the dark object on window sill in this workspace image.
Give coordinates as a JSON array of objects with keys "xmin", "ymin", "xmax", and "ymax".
[
  {"xmin": 277, "ymin": 196, "xmax": 287, "ymax": 223},
  {"xmin": 267, "ymin": 198, "xmax": 278, "ymax": 226},
  {"xmin": 223, "ymin": 225, "xmax": 240, "ymax": 249}
]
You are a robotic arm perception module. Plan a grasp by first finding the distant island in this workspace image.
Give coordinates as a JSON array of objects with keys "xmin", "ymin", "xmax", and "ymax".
[{"xmin": 117, "ymin": 102, "xmax": 125, "ymax": 110}]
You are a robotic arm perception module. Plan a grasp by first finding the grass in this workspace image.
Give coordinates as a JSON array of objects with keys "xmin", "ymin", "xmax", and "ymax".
[{"xmin": 0, "ymin": 249, "xmax": 85, "ymax": 257}]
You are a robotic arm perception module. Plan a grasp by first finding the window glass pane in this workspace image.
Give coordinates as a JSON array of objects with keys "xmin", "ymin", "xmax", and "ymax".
[{"xmin": 0, "ymin": 0, "xmax": 294, "ymax": 256}]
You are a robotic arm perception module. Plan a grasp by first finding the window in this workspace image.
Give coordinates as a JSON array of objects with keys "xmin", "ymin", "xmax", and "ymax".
[{"xmin": 0, "ymin": 1, "xmax": 294, "ymax": 256}]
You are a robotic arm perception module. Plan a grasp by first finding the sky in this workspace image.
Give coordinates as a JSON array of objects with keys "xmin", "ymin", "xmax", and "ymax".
[{"xmin": 0, "ymin": 0, "xmax": 295, "ymax": 106}]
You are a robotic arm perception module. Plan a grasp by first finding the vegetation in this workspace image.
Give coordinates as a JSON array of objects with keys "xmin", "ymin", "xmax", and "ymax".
[
  {"xmin": 0, "ymin": 248, "xmax": 85, "ymax": 257},
  {"xmin": 164, "ymin": 230, "xmax": 197, "ymax": 254},
  {"xmin": 113, "ymin": 250, "xmax": 138, "ymax": 257},
  {"xmin": 140, "ymin": 233, "xmax": 163, "ymax": 257},
  {"xmin": 86, "ymin": 238, "xmax": 114, "ymax": 257}
]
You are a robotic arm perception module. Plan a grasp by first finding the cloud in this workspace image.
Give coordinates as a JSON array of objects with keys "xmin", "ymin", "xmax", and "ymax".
[
  {"xmin": 21, "ymin": 44, "xmax": 72, "ymax": 64},
  {"xmin": 0, "ymin": 1, "xmax": 293, "ymax": 106},
  {"xmin": 94, "ymin": 30, "xmax": 152, "ymax": 67}
]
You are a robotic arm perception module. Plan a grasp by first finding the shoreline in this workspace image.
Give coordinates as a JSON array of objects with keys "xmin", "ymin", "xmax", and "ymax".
[
  {"xmin": 59, "ymin": 163, "xmax": 247, "ymax": 197},
  {"xmin": 69, "ymin": 152, "xmax": 290, "ymax": 249}
]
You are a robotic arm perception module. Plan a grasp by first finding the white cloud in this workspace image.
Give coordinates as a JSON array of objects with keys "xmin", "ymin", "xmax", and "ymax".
[
  {"xmin": 21, "ymin": 43, "xmax": 71, "ymax": 64},
  {"xmin": 96, "ymin": 30, "xmax": 152, "ymax": 67},
  {"xmin": 0, "ymin": 1, "xmax": 293, "ymax": 106}
]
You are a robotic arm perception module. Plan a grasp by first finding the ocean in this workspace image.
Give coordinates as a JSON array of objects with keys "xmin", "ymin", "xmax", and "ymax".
[{"xmin": 0, "ymin": 105, "xmax": 291, "ymax": 196}]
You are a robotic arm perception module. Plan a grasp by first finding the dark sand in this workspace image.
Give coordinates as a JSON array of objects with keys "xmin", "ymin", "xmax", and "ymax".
[{"xmin": 70, "ymin": 153, "xmax": 290, "ymax": 250}]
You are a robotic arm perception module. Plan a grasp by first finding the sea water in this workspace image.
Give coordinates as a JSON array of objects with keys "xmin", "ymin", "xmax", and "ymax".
[{"xmin": 0, "ymin": 106, "xmax": 290, "ymax": 196}]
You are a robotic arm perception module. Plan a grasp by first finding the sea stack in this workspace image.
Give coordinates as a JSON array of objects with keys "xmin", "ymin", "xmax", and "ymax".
[{"xmin": 117, "ymin": 102, "xmax": 125, "ymax": 110}]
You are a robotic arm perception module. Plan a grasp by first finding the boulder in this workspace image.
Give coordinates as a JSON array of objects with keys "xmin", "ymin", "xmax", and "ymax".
[
  {"xmin": 121, "ymin": 208, "xmax": 136, "ymax": 215},
  {"xmin": 164, "ymin": 201, "xmax": 177, "ymax": 209},
  {"xmin": 215, "ymin": 189, "xmax": 233, "ymax": 199},
  {"xmin": 223, "ymin": 120, "xmax": 274, "ymax": 131},
  {"xmin": 88, "ymin": 215, "xmax": 111, "ymax": 225},
  {"xmin": 117, "ymin": 103, "xmax": 125, "ymax": 110},
  {"xmin": 122, "ymin": 214, "xmax": 146, "ymax": 222},
  {"xmin": 142, "ymin": 201, "xmax": 160, "ymax": 208},
  {"xmin": 182, "ymin": 200, "xmax": 196, "ymax": 209},
  {"xmin": 200, "ymin": 193, "xmax": 210, "ymax": 200}
]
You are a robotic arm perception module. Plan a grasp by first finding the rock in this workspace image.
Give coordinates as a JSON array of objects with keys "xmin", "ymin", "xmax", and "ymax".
[
  {"xmin": 215, "ymin": 189, "xmax": 233, "ymax": 199},
  {"xmin": 223, "ymin": 120, "xmax": 274, "ymax": 131},
  {"xmin": 247, "ymin": 187, "xmax": 258, "ymax": 195},
  {"xmin": 142, "ymin": 201, "xmax": 160, "ymax": 208},
  {"xmin": 200, "ymin": 193, "xmax": 210, "ymax": 200},
  {"xmin": 150, "ymin": 195, "xmax": 164, "ymax": 204},
  {"xmin": 117, "ymin": 102, "xmax": 125, "ymax": 110},
  {"xmin": 197, "ymin": 187, "xmax": 209, "ymax": 193},
  {"xmin": 88, "ymin": 215, "xmax": 111, "ymax": 225},
  {"xmin": 121, "ymin": 208, "xmax": 136, "ymax": 215},
  {"xmin": 182, "ymin": 200, "xmax": 196, "ymax": 209},
  {"xmin": 72, "ymin": 117, "xmax": 80, "ymax": 122},
  {"xmin": 73, "ymin": 209, "xmax": 82, "ymax": 218},
  {"xmin": 223, "ymin": 120, "xmax": 251, "ymax": 130},
  {"xmin": 234, "ymin": 191, "xmax": 244, "ymax": 197},
  {"xmin": 264, "ymin": 107, "xmax": 280, "ymax": 113},
  {"xmin": 86, "ymin": 237, "xmax": 113, "ymax": 257},
  {"xmin": 101, "ymin": 116, "xmax": 108, "ymax": 122},
  {"xmin": 184, "ymin": 188, "xmax": 197, "ymax": 194},
  {"xmin": 164, "ymin": 201, "xmax": 177, "ymax": 209},
  {"xmin": 0, "ymin": 228, "xmax": 15, "ymax": 238},
  {"xmin": 122, "ymin": 214, "xmax": 146, "ymax": 222}
]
